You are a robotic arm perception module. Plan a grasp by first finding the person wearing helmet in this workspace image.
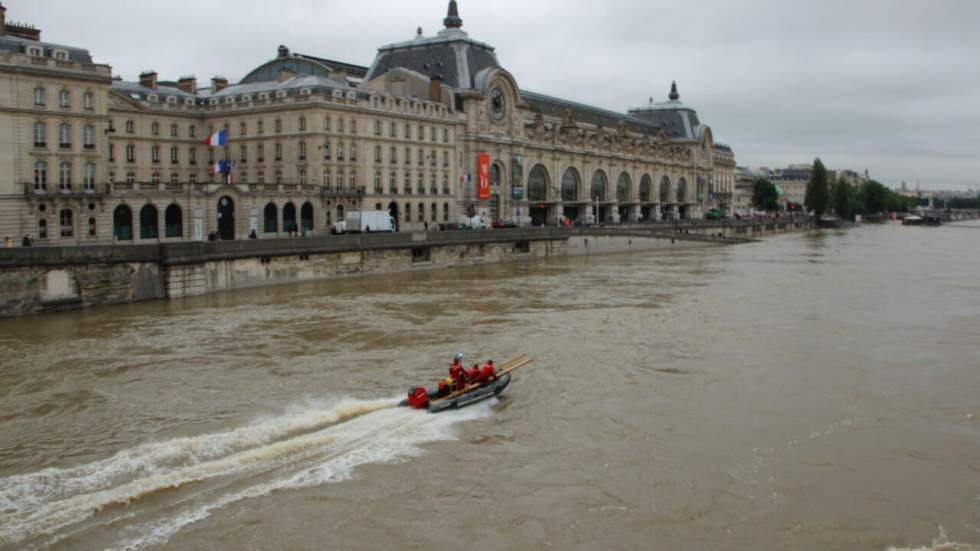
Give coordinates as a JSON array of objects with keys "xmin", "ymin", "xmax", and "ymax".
[{"xmin": 449, "ymin": 353, "xmax": 466, "ymax": 391}]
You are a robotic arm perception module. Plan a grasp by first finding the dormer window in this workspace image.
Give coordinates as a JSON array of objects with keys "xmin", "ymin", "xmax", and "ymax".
[
  {"xmin": 53, "ymin": 50, "xmax": 69, "ymax": 61},
  {"xmin": 28, "ymin": 47, "xmax": 42, "ymax": 57}
]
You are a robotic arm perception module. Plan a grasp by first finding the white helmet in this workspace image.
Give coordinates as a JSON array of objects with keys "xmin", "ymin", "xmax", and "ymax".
[{"xmin": 455, "ymin": 351, "xmax": 465, "ymax": 360}]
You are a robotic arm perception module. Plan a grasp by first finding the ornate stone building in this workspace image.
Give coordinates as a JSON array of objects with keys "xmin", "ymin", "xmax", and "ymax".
[{"xmin": 0, "ymin": 1, "xmax": 736, "ymax": 246}]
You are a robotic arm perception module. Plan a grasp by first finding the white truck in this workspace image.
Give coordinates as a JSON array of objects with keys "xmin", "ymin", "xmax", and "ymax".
[
  {"xmin": 338, "ymin": 211, "xmax": 396, "ymax": 234},
  {"xmin": 458, "ymin": 215, "xmax": 489, "ymax": 230}
]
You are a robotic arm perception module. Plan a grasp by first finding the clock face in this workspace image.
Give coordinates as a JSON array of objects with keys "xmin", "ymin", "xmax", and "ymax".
[{"xmin": 489, "ymin": 87, "xmax": 506, "ymax": 121}]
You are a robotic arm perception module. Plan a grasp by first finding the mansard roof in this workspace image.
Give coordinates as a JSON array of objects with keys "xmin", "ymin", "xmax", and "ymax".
[
  {"xmin": 0, "ymin": 33, "xmax": 92, "ymax": 63},
  {"xmin": 521, "ymin": 90, "xmax": 704, "ymax": 141},
  {"xmin": 366, "ymin": 33, "xmax": 500, "ymax": 90},
  {"xmin": 240, "ymin": 48, "xmax": 368, "ymax": 85}
]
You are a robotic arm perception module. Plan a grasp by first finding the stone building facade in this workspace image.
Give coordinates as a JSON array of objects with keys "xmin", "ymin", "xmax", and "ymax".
[{"xmin": 0, "ymin": 1, "xmax": 736, "ymax": 246}]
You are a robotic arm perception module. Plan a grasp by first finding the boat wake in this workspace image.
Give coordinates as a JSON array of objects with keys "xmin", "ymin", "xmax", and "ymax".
[{"xmin": 0, "ymin": 396, "xmax": 495, "ymax": 550}]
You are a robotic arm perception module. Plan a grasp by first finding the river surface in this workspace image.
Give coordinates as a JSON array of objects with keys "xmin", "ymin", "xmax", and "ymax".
[{"xmin": 1, "ymin": 221, "xmax": 979, "ymax": 551}]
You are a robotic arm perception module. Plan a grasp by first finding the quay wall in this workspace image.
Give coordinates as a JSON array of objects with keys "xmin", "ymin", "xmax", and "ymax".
[
  {"xmin": 0, "ymin": 229, "xmax": 568, "ymax": 318},
  {"xmin": 0, "ymin": 220, "xmax": 813, "ymax": 318}
]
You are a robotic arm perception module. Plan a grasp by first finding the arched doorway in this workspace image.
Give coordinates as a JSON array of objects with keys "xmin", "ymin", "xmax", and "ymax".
[
  {"xmin": 528, "ymin": 164, "xmax": 549, "ymax": 227},
  {"xmin": 165, "ymin": 204, "xmax": 183, "ymax": 238},
  {"xmin": 388, "ymin": 201, "xmax": 400, "ymax": 231},
  {"xmin": 264, "ymin": 203, "xmax": 278, "ymax": 233},
  {"xmin": 283, "ymin": 202, "xmax": 297, "ymax": 234},
  {"xmin": 139, "ymin": 204, "xmax": 158, "ymax": 240},
  {"xmin": 591, "ymin": 170, "xmax": 608, "ymax": 223},
  {"xmin": 301, "ymin": 202, "xmax": 314, "ymax": 232},
  {"xmin": 640, "ymin": 174, "xmax": 652, "ymax": 221},
  {"xmin": 562, "ymin": 167, "xmax": 581, "ymax": 222},
  {"xmin": 660, "ymin": 176, "xmax": 672, "ymax": 220},
  {"xmin": 217, "ymin": 196, "xmax": 235, "ymax": 240},
  {"xmin": 617, "ymin": 172, "xmax": 632, "ymax": 223},
  {"xmin": 113, "ymin": 205, "xmax": 133, "ymax": 240},
  {"xmin": 677, "ymin": 178, "xmax": 689, "ymax": 220}
]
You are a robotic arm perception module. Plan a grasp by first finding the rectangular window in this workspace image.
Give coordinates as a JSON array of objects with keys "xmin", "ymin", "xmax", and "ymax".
[
  {"xmin": 323, "ymin": 143, "xmax": 330, "ymax": 160},
  {"xmin": 299, "ymin": 142, "xmax": 307, "ymax": 161},
  {"xmin": 443, "ymin": 128, "xmax": 449, "ymax": 143},
  {"xmin": 405, "ymin": 147, "xmax": 410, "ymax": 165},
  {"xmin": 240, "ymin": 145, "xmax": 247, "ymax": 163},
  {"xmin": 430, "ymin": 127, "xmax": 436, "ymax": 142},
  {"xmin": 171, "ymin": 124, "xmax": 179, "ymax": 137},
  {"xmin": 126, "ymin": 120, "xmax": 134, "ymax": 134},
  {"xmin": 257, "ymin": 120, "xmax": 264, "ymax": 134},
  {"xmin": 389, "ymin": 172, "xmax": 397, "ymax": 194},
  {"xmin": 350, "ymin": 144, "xmax": 356, "ymax": 161},
  {"xmin": 240, "ymin": 122, "xmax": 247, "ymax": 136},
  {"xmin": 417, "ymin": 150, "xmax": 423, "ymax": 166},
  {"xmin": 275, "ymin": 143, "xmax": 282, "ymax": 161},
  {"xmin": 189, "ymin": 148, "xmax": 197, "ymax": 165},
  {"xmin": 417, "ymin": 126, "xmax": 424, "ymax": 140},
  {"xmin": 257, "ymin": 144, "xmax": 264, "ymax": 162},
  {"xmin": 443, "ymin": 151, "xmax": 449, "ymax": 167},
  {"xmin": 374, "ymin": 145, "xmax": 382, "ymax": 163},
  {"xmin": 389, "ymin": 122, "xmax": 396, "ymax": 137},
  {"xmin": 189, "ymin": 126, "xmax": 197, "ymax": 138},
  {"xmin": 374, "ymin": 120, "xmax": 382, "ymax": 136},
  {"xmin": 83, "ymin": 93, "xmax": 94, "ymax": 111},
  {"xmin": 170, "ymin": 147, "xmax": 178, "ymax": 163},
  {"xmin": 337, "ymin": 143, "xmax": 344, "ymax": 161},
  {"xmin": 152, "ymin": 146, "xmax": 160, "ymax": 163},
  {"xmin": 390, "ymin": 146, "xmax": 397, "ymax": 163},
  {"xmin": 109, "ymin": 144, "xmax": 115, "ymax": 162},
  {"xmin": 405, "ymin": 124, "xmax": 411, "ymax": 139},
  {"xmin": 126, "ymin": 145, "xmax": 135, "ymax": 163}
]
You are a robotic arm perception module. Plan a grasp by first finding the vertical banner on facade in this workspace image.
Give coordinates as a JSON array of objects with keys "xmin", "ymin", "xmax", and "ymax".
[
  {"xmin": 511, "ymin": 154, "xmax": 524, "ymax": 200},
  {"xmin": 477, "ymin": 153, "xmax": 491, "ymax": 200}
]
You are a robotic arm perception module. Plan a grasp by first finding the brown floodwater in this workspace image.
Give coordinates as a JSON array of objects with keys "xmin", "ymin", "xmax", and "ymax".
[{"xmin": 1, "ymin": 222, "xmax": 978, "ymax": 551}]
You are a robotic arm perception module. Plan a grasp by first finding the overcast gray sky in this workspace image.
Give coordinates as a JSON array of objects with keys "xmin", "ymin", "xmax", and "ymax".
[{"xmin": 12, "ymin": 0, "xmax": 980, "ymax": 191}]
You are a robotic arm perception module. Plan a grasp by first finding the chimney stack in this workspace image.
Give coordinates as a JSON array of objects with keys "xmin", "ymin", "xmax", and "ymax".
[
  {"xmin": 211, "ymin": 76, "xmax": 229, "ymax": 92},
  {"xmin": 139, "ymin": 71, "xmax": 158, "ymax": 90},
  {"xmin": 429, "ymin": 74, "xmax": 443, "ymax": 103},
  {"xmin": 177, "ymin": 76, "xmax": 197, "ymax": 94}
]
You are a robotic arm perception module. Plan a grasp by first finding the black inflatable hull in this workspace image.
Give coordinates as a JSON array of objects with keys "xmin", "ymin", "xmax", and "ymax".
[{"xmin": 427, "ymin": 373, "xmax": 511, "ymax": 413}]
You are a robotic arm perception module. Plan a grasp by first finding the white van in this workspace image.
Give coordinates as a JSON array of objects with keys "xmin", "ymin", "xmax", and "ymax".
[{"xmin": 458, "ymin": 215, "xmax": 489, "ymax": 230}]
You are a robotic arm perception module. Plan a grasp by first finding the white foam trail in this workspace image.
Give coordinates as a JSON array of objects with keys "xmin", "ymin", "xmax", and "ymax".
[
  {"xmin": 107, "ymin": 401, "xmax": 494, "ymax": 551},
  {"xmin": 0, "ymin": 397, "xmax": 495, "ymax": 550},
  {"xmin": 885, "ymin": 527, "xmax": 980, "ymax": 551},
  {"xmin": 0, "ymin": 397, "xmax": 397, "ymax": 515}
]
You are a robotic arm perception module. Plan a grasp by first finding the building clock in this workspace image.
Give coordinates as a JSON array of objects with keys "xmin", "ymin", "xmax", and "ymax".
[{"xmin": 489, "ymin": 87, "xmax": 506, "ymax": 121}]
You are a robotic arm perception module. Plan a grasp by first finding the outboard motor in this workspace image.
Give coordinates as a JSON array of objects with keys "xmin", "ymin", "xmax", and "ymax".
[{"xmin": 406, "ymin": 386, "xmax": 430, "ymax": 410}]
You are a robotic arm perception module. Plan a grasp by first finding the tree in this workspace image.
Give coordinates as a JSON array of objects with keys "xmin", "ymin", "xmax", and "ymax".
[
  {"xmin": 832, "ymin": 181, "xmax": 859, "ymax": 220},
  {"xmin": 860, "ymin": 181, "xmax": 889, "ymax": 213},
  {"xmin": 805, "ymin": 158, "xmax": 830, "ymax": 217},
  {"xmin": 752, "ymin": 178, "xmax": 780, "ymax": 211}
]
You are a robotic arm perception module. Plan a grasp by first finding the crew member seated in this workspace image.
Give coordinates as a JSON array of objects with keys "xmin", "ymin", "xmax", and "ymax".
[
  {"xmin": 477, "ymin": 360, "xmax": 498, "ymax": 385},
  {"xmin": 467, "ymin": 364, "xmax": 482, "ymax": 386}
]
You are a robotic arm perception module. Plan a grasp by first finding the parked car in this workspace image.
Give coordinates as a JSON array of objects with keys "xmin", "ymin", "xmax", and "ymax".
[{"xmin": 492, "ymin": 219, "xmax": 519, "ymax": 229}]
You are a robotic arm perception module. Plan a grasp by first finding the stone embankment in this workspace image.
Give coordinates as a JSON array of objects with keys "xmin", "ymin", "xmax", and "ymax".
[{"xmin": 0, "ymin": 218, "xmax": 813, "ymax": 318}]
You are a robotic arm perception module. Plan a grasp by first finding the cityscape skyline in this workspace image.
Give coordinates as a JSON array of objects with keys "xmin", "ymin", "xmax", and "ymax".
[{"xmin": 7, "ymin": 0, "xmax": 980, "ymax": 191}]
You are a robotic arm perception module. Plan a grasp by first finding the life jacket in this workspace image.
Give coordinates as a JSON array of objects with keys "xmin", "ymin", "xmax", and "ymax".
[
  {"xmin": 406, "ymin": 386, "xmax": 430, "ymax": 409},
  {"xmin": 467, "ymin": 366, "xmax": 481, "ymax": 384},
  {"xmin": 480, "ymin": 364, "xmax": 496, "ymax": 383}
]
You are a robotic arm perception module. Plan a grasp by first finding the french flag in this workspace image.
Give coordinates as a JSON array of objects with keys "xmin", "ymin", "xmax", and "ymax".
[
  {"xmin": 205, "ymin": 128, "xmax": 228, "ymax": 147},
  {"xmin": 212, "ymin": 160, "xmax": 234, "ymax": 175}
]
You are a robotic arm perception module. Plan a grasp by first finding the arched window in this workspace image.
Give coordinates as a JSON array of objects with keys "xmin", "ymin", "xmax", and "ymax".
[
  {"xmin": 264, "ymin": 203, "xmax": 278, "ymax": 233},
  {"xmin": 491, "ymin": 163, "xmax": 502, "ymax": 187},
  {"xmin": 139, "ymin": 204, "xmax": 159, "ymax": 240},
  {"xmin": 165, "ymin": 204, "xmax": 183, "ymax": 238},
  {"xmin": 640, "ymin": 175, "xmax": 652, "ymax": 203},
  {"xmin": 34, "ymin": 161, "xmax": 48, "ymax": 191},
  {"xmin": 677, "ymin": 178, "xmax": 688, "ymax": 203},
  {"xmin": 561, "ymin": 168, "xmax": 580, "ymax": 202},
  {"xmin": 528, "ymin": 165, "xmax": 549, "ymax": 202},
  {"xmin": 617, "ymin": 172, "xmax": 631, "ymax": 203},
  {"xmin": 301, "ymin": 202, "xmax": 314, "ymax": 231},
  {"xmin": 84, "ymin": 163, "xmax": 96, "ymax": 191},
  {"xmin": 283, "ymin": 202, "xmax": 297, "ymax": 233},
  {"xmin": 113, "ymin": 205, "xmax": 133, "ymax": 240},
  {"xmin": 591, "ymin": 170, "xmax": 608, "ymax": 201},
  {"xmin": 59, "ymin": 209, "xmax": 74, "ymax": 237},
  {"xmin": 33, "ymin": 122, "xmax": 46, "ymax": 147},
  {"xmin": 660, "ymin": 176, "xmax": 671, "ymax": 203},
  {"xmin": 59, "ymin": 161, "xmax": 72, "ymax": 191}
]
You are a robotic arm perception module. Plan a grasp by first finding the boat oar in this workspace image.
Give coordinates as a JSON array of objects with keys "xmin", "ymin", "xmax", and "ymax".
[{"xmin": 431, "ymin": 355, "xmax": 534, "ymax": 404}]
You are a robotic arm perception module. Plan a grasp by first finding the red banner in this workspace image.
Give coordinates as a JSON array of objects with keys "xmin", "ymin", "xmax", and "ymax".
[{"xmin": 477, "ymin": 153, "xmax": 491, "ymax": 200}]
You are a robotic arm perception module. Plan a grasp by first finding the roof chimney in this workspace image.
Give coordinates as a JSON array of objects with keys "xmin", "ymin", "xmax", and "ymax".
[
  {"xmin": 211, "ymin": 76, "xmax": 229, "ymax": 92},
  {"xmin": 139, "ymin": 71, "xmax": 158, "ymax": 90},
  {"xmin": 429, "ymin": 74, "xmax": 443, "ymax": 103},
  {"xmin": 443, "ymin": 0, "xmax": 463, "ymax": 29},
  {"xmin": 177, "ymin": 76, "xmax": 197, "ymax": 94}
]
